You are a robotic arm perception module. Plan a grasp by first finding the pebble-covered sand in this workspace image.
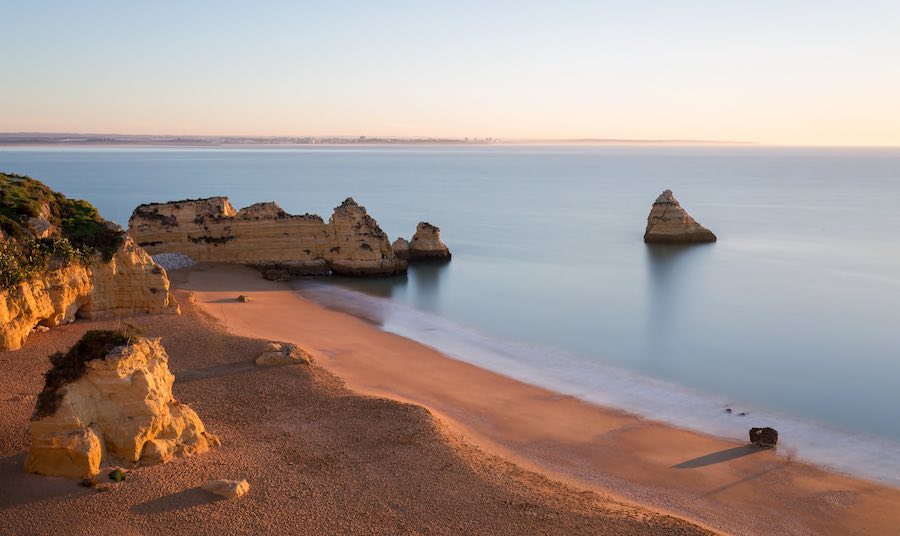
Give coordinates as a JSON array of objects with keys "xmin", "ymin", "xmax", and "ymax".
[
  {"xmin": 151, "ymin": 253, "xmax": 196, "ymax": 271},
  {"xmin": 0, "ymin": 289, "xmax": 709, "ymax": 536}
]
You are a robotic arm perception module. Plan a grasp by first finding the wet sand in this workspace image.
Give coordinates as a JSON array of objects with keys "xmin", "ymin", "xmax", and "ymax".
[
  {"xmin": 183, "ymin": 263, "xmax": 900, "ymax": 536},
  {"xmin": 0, "ymin": 276, "xmax": 708, "ymax": 534}
]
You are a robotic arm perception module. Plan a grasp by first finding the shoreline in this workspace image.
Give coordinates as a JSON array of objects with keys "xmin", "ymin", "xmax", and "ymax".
[
  {"xmin": 183, "ymin": 263, "xmax": 900, "ymax": 535},
  {"xmin": 293, "ymin": 278, "xmax": 900, "ymax": 488},
  {"xmin": 0, "ymin": 269, "xmax": 711, "ymax": 535}
]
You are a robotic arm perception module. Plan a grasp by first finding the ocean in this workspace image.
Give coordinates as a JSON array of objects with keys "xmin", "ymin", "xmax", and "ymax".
[{"xmin": 3, "ymin": 145, "xmax": 899, "ymax": 484}]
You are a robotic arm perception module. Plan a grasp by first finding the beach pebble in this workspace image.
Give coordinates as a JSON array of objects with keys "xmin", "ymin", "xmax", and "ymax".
[
  {"xmin": 202, "ymin": 479, "xmax": 250, "ymax": 499},
  {"xmin": 151, "ymin": 253, "xmax": 196, "ymax": 271},
  {"xmin": 256, "ymin": 342, "xmax": 313, "ymax": 366},
  {"xmin": 237, "ymin": 295, "xmax": 252, "ymax": 303}
]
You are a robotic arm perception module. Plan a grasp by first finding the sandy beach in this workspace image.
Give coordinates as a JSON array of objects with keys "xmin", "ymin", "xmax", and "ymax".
[
  {"xmin": 0, "ymin": 268, "xmax": 710, "ymax": 535},
  {"xmin": 1, "ymin": 263, "xmax": 898, "ymax": 535},
  {"xmin": 182, "ymin": 263, "xmax": 900, "ymax": 535}
]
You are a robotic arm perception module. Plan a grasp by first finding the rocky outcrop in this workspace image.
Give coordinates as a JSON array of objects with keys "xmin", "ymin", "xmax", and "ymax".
[
  {"xmin": 1, "ymin": 173, "xmax": 179, "ymax": 351},
  {"xmin": 128, "ymin": 197, "xmax": 407, "ymax": 277},
  {"xmin": 0, "ymin": 266, "xmax": 93, "ymax": 351},
  {"xmin": 79, "ymin": 234, "xmax": 179, "ymax": 319},
  {"xmin": 25, "ymin": 332, "xmax": 218, "ymax": 479},
  {"xmin": 406, "ymin": 222, "xmax": 451, "ymax": 261},
  {"xmin": 0, "ymin": 235, "xmax": 178, "ymax": 351},
  {"xmin": 391, "ymin": 237, "xmax": 410, "ymax": 260},
  {"xmin": 203, "ymin": 479, "xmax": 250, "ymax": 499},
  {"xmin": 643, "ymin": 190, "xmax": 716, "ymax": 244},
  {"xmin": 255, "ymin": 342, "xmax": 313, "ymax": 366}
]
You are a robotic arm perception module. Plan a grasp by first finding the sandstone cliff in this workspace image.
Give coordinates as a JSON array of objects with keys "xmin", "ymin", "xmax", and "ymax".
[
  {"xmin": 0, "ymin": 174, "xmax": 178, "ymax": 351},
  {"xmin": 26, "ymin": 331, "xmax": 218, "ymax": 479},
  {"xmin": 128, "ymin": 197, "xmax": 407, "ymax": 277},
  {"xmin": 643, "ymin": 190, "xmax": 717, "ymax": 244},
  {"xmin": 405, "ymin": 222, "xmax": 451, "ymax": 261}
]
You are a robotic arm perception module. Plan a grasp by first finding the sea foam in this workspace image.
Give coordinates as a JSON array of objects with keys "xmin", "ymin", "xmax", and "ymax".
[{"xmin": 295, "ymin": 280, "xmax": 900, "ymax": 487}]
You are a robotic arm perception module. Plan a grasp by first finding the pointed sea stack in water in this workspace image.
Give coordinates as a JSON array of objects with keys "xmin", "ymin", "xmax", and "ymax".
[{"xmin": 643, "ymin": 190, "xmax": 716, "ymax": 244}]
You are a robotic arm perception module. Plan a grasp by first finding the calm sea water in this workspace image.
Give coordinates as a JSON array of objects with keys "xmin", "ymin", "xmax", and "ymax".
[{"xmin": 3, "ymin": 145, "xmax": 900, "ymax": 483}]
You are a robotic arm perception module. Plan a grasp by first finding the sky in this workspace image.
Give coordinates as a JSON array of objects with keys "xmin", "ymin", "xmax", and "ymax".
[{"xmin": 1, "ymin": 1, "xmax": 899, "ymax": 145}]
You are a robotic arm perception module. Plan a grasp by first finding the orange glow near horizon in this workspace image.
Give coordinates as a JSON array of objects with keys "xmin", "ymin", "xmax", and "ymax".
[{"xmin": 2, "ymin": 2, "xmax": 899, "ymax": 147}]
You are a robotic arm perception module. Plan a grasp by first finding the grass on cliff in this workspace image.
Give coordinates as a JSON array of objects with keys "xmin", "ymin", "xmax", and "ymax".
[
  {"xmin": 33, "ymin": 327, "xmax": 144, "ymax": 419},
  {"xmin": 0, "ymin": 173, "xmax": 125, "ymax": 289}
]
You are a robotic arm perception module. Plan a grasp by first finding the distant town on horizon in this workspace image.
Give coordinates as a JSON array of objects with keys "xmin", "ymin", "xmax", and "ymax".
[{"xmin": 0, "ymin": 132, "xmax": 753, "ymax": 147}]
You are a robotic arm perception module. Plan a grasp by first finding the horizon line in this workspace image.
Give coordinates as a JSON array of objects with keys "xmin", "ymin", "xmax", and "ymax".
[{"xmin": 2, "ymin": 131, "xmax": 899, "ymax": 148}]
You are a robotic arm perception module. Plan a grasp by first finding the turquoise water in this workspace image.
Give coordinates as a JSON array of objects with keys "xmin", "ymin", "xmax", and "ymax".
[{"xmin": 3, "ymin": 145, "xmax": 900, "ymax": 482}]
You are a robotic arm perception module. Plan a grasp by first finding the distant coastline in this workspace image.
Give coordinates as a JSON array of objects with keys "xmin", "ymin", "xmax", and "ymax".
[{"xmin": 0, "ymin": 132, "xmax": 751, "ymax": 147}]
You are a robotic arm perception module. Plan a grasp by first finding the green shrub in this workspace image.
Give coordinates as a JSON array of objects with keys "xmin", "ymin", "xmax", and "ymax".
[{"xmin": 0, "ymin": 172, "xmax": 125, "ymax": 289}]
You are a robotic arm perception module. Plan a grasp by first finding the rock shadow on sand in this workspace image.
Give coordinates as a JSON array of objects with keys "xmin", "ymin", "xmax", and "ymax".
[
  {"xmin": 175, "ymin": 360, "xmax": 263, "ymax": 383},
  {"xmin": 131, "ymin": 487, "xmax": 219, "ymax": 514},
  {"xmin": 0, "ymin": 452, "xmax": 94, "ymax": 509},
  {"xmin": 672, "ymin": 445, "xmax": 763, "ymax": 469}
]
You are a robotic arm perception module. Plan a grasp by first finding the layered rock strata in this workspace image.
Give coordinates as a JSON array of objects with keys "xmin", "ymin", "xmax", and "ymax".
[
  {"xmin": 643, "ymin": 190, "xmax": 717, "ymax": 244},
  {"xmin": 128, "ymin": 197, "xmax": 407, "ymax": 277},
  {"xmin": 402, "ymin": 222, "xmax": 451, "ymax": 261},
  {"xmin": 26, "ymin": 333, "xmax": 218, "ymax": 479}
]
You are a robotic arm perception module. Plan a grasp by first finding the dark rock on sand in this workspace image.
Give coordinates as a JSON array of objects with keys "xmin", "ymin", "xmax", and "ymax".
[{"xmin": 749, "ymin": 427, "xmax": 778, "ymax": 448}]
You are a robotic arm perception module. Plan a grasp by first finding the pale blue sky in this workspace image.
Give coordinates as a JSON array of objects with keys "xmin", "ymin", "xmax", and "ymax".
[{"xmin": 2, "ymin": 1, "xmax": 899, "ymax": 144}]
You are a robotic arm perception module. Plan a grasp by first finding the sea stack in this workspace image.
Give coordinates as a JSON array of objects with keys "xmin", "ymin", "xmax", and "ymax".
[
  {"xmin": 391, "ymin": 237, "xmax": 410, "ymax": 260},
  {"xmin": 25, "ymin": 330, "xmax": 218, "ymax": 479},
  {"xmin": 406, "ymin": 222, "xmax": 451, "ymax": 261},
  {"xmin": 643, "ymin": 190, "xmax": 716, "ymax": 244},
  {"xmin": 128, "ymin": 197, "xmax": 407, "ymax": 277}
]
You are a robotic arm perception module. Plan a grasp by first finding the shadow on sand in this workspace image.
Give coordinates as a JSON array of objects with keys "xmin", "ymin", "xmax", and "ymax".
[
  {"xmin": 131, "ymin": 487, "xmax": 219, "ymax": 515},
  {"xmin": 175, "ymin": 360, "xmax": 263, "ymax": 383},
  {"xmin": 0, "ymin": 452, "xmax": 95, "ymax": 509},
  {"xmin": 672, "ymin": 445, "xmax": 764, "ymax": 469}
]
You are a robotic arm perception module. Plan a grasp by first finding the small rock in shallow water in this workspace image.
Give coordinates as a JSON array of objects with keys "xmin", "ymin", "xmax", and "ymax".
[
  {"xmin": 262, "ymin": 268, "xmax": 291, "ymax": 282},
  {"xmin": 749, "ymin": 427, "xmax": 778, "ymax": 448},
  {"xmin": 202, "ymin": 479, "xmax": 250, "ymax": 499}
]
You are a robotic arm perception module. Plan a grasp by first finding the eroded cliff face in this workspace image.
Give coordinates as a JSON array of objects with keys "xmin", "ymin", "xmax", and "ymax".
[
  {"xmin": 0, "ymin": 237, "xmax": 178, "ymax": 351},
  {"xmin": 0, "ymin": 265, "xmax": 92, "ymax": 351},
  {"xmin": 26, "ymin": 335, "xmax": 217, "ymax": 479},
  {"xmin": 0, "ymin": 173, "xmax": 179, "ymax": 351},
  {"xmin": 643, "ymin": 190, "xmax": 717, "ymax": 244},
  {"xmin": 79, "ymin": 235, "xmax": 179, "ymax": 319},
  {"xmin": 128, "ymin": 197, "xmax": 407, "ymax": 277}
]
